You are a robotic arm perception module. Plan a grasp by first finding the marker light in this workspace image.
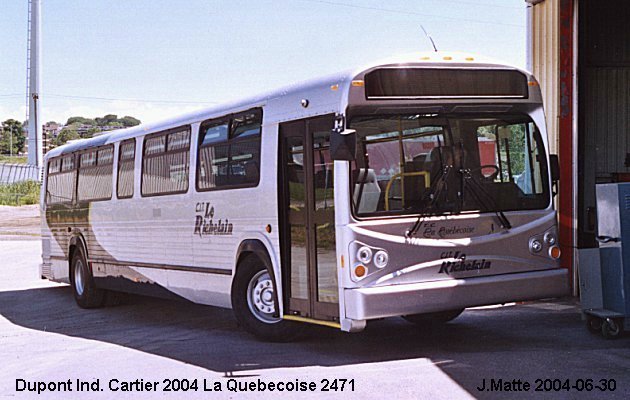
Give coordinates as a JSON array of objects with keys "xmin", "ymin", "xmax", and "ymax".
[
  {"xmin": 549, "ymin": 246, "xmax": 561, "ymax": 260},
  {"xmin": 354, "ymin": 265, "xmax": 367, "ymax": 278},
  {"xmin": 357, "ymin": 246, "xmax": 373, "ymax": 264},
  {"xmin": 351, "ymin": 80, "xmax": 364, "ymax": 87},
  {"xmin": 443, "ymin": 56, "xmax": 452, "ymax": 61},
  {"xmin": 373, "ymin": 250, "xmax": 389, "ymax": 268},
  {"xmin": 544, "ymin": 232, "xmax": 557, "ymax": 245}
]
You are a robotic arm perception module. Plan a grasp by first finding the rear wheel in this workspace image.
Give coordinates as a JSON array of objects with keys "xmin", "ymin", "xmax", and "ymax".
[
  {"xmin": 403, "ymin": 309, "xmax": 464, "ymax": 326},
  {"xmin": 70, "ymin": 246, "xmax": 105, "ymax": 308},
  {"xmin": 231, "ymin": 254, "xmax": 302, "ymax": 342}
]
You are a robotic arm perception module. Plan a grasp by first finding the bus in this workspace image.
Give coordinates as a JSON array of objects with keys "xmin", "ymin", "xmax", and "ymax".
[{"xmin": 40, "ymin": 53, "xmax": 568, "ymax": 341}]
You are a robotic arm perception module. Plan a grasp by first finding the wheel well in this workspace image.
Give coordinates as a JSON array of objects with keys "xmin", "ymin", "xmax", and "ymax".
[
  {"xmin": 68, "ymin": 244, "xmax": 76, "ymax": 262},
  {"xmin": 236, "ymin": 250, "xmax": 256, "ymax": 268},
  {"xmin": 234, "ymin": 240, "xmax": 272, "ymax": 275},
  {"xmin": 68, "ymin": 235, "xmax": 88, "ymax": 272},
  {"xmin": 233, "ymin": 239, "xmax": 280, "ymax": 316}
]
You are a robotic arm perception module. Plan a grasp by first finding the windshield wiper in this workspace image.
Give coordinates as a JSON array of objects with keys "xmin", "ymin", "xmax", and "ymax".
[
  {"xmin": 405, "ymin": 163, "xmax": 454, "ymax": 238},
  {"xmin": 459, "ymin": 168, "xmax": 512, "ymax": 230},
  {"xmin": 406, "ymin": 132, "xmax": 462, "ymax": 238}
]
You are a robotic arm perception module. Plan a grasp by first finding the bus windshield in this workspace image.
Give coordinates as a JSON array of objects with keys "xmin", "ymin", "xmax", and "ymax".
[{"xmin": 349, "ymin": 113, "xmax": 550, "ymax": 217}]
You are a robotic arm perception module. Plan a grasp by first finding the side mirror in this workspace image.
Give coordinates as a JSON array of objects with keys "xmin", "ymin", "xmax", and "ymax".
[
  {"xmin": 331, "ymin": 129, "xmax": 356, "ymax": 161},
  {"xmin": 549, "ymin": 154, "xmax": 560, "ymax": 182}
]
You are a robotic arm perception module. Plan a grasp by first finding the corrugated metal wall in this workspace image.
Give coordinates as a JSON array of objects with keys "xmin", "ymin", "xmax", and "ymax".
[
  {"xmin": 578, "ymin": 0, "xmax": 630, "ymax": 246},
  {"xmin": 530, "ymin": 0, "xmax": 560, "ymax": 155},
  {"xmin": 580, "ymin": 0, "xmax": 630, "ymax": 182},
  {"xmin": 583, "ymin": 68, "xmax": 630, "ymax": 180}
]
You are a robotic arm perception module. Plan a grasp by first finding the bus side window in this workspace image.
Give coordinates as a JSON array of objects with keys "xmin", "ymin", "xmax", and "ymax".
[
  {"xmin": 77, "ymin": 146, "xmax": 114, "ymax": 202},
  {"xmin": 141, "ymin": 127, "xmax": 191, "ymax": 196},
  {"xmin": 197, "ymin": 108, "xmax": 262, "ymax": 191},
  {"xmin": 117, "ymin": 139, "xmax": 136, "ymax": 199},
  {"xmin": 46, "ymin": 155, "xmax": 76, "ymax": 205}
]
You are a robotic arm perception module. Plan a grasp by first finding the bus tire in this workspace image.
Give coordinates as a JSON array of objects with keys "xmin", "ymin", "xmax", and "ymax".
[
  {"xmin": 402, "ymin": 309, "xmax": 464, "ymax": 325},
  {"xmin": 70, "ymin": 246, "xmax": 106, "ymax": 308},
  {"xmin": 231, "ymin": 254, "xmax": 302, "ymax": 342}
]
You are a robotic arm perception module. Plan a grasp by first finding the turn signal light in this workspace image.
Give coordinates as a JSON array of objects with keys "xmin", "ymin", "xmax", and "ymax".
[
  {"xmin": 549, "ymin": 246, "xmax": 561, "ymax": 260},
  {"xmin": 354, "ymin": 265, "xmax": 367, "ymax": 278}
]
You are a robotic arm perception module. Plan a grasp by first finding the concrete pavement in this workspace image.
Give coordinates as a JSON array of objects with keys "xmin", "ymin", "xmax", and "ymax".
[{"xmin": 1, "ymin": 240, "xmax": 629, "ymax": 399}]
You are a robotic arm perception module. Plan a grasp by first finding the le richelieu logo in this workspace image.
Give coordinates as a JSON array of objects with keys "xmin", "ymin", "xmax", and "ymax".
[
  {"xmin": 194, "ymin": 202, "xmax": 233, "ymax": 237},
  {"xmin": 438, "ymin": 251, "xmax": 491, "ymax": 275}
]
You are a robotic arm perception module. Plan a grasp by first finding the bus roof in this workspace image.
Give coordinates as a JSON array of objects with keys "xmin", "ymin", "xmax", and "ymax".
[{"xmin": 45, "ymin": 52, "xmax": 534, "ymax": 159}]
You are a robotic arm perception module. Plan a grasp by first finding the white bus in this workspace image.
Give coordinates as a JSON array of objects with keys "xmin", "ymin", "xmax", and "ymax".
[{"xmin": 40, "ymin": 53, "xmax": 568, "ymax": 341}]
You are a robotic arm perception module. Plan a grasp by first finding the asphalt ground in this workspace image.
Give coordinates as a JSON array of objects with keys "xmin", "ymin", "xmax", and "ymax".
[{"xmin": 1, "ymin": 236, "xmax": 629, "ymax": 399}]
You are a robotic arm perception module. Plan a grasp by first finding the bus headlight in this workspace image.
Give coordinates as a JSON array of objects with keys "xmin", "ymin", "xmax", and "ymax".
[
  {"xmin": 357, "ymin": 246, "xmax": 373, "ymax": 264},
  {"xmin": 373, "ymin": 250, "xmax": 389, "ymax": 268},
  {"xmin": 544, "ymin": 232, "xmax": 557, "ymax": 245},
  {"xmin": 530, "ymin": 239, "xmax": 543, "ymax": 253}
]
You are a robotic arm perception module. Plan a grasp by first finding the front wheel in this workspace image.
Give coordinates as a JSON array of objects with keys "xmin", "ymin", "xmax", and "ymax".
[
  {"xmin": 231, "ymin": 254, "xmax": 302, "ymax": 342},
  {"xmin": 402, "ymin": 309, "xmax": 464, "ymax": 326}
]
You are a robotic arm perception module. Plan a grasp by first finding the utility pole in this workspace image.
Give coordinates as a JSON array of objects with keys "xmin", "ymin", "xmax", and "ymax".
[{"xmin": 27, "ymin": 0, "xmax": 42, "ymax": 168}]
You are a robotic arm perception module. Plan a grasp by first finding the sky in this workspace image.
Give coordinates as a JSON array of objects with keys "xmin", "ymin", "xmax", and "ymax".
[{"xmin": 0, "ymin": 0, "xmax": 526, "ymax": 126}]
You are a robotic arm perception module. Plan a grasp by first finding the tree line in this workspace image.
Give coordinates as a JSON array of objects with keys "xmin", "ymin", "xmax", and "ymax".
[
  {"xmin": 51, "ymin": 114, "xmax": 141, "ymax": 147},
  {"xmin": 0, "ymin": 120, "xmax": 26, "ymax": 156},
  {"xmin": 0, "ymin": 114, "xmax": 141, "ymax": 155}
]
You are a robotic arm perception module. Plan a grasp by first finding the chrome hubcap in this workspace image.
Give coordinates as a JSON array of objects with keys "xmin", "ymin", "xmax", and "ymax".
[
  {"xmin": 74, "ymin": 259, "xmax": 85, "ymax": 296},
  {"xmin": 247, "ymin": 270, "xmax": 280, "ymax": 324}
]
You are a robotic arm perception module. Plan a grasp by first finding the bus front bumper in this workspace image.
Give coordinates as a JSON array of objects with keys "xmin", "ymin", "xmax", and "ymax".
[{"xmin": 344, "ymin": 268, "xmax": 569, "ymax": 320}]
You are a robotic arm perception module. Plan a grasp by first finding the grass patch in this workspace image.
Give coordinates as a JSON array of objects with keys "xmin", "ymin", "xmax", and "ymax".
[
  {"xmin": 0, "ymin": 180, "xmax": 41, "ymax": 205},
  {"xmin": 0, "ymin": 155, "xmax": 28, "ymax": 164}
]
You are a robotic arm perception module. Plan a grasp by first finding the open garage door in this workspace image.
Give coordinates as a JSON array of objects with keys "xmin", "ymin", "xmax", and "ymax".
[{"xmin": 578, "ymin": 0, "xmax": 630, "ymax": 248}]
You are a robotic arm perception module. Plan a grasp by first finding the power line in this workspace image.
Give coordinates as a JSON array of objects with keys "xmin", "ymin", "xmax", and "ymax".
[
  {"xmin": 45, "ymin": 93, "xmax": 219, "ymax": 105},
  {"xmin": 295, "ymin": 0, "xmax": 525, "ymax": 28},
  {"xmin": 417, "ymin": 0, "xmax": 522, "ymax": 10}
]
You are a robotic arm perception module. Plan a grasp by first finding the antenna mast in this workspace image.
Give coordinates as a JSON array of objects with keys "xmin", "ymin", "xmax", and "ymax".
[
  {"xmin": 421, "ymin": 25, "xmax": 438, "ymax": 53},
  {"xmin": 27, "ymin": 0, "xmax": 42, "ymax": 168}
]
